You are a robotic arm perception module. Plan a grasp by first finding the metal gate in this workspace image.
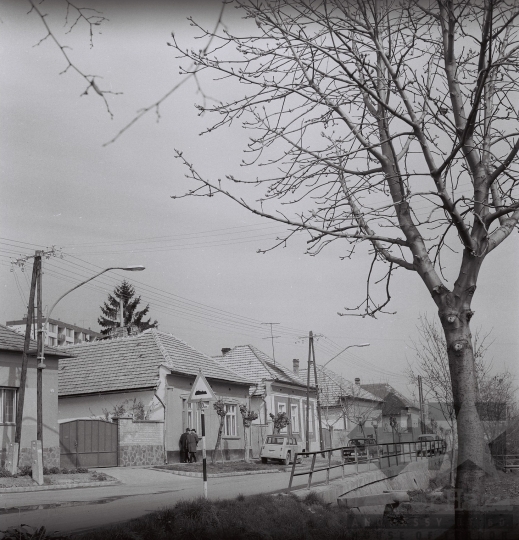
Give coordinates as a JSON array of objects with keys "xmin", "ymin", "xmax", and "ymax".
[{"xmin": 60, "ymin": 419, "xmax": 118, "ymax": 468}]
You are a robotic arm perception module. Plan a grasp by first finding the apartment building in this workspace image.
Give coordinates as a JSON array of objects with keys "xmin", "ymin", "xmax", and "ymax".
[{"xmin": 6, "ymin": 317, "xmax": 102, "ymax": 346}]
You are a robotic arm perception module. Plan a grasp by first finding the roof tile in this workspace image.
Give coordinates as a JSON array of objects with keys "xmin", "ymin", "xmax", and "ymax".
[
  {"xmin": 0, "ymin": 324, "xmax": 72, "ymax": 357},
  {"xmin": 59, "ymin": 330, "xmax": 251, "ymax": 396}
]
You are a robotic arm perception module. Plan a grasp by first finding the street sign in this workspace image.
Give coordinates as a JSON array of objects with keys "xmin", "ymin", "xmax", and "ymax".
[
  {"xmin": 187, "ymin": 371, "xmax": 217, "ymax": 403},
  {"xmin": 187, "ymin": 370, "xmax": 215, "ymax": 500}
]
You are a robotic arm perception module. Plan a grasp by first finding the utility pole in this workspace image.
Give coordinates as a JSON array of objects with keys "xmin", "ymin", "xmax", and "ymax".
[
  {"xmin": 14, "ymin": 256, "xmax": 39, "ymax": 447},
  {"xmin": 261, "ymin": 322, "xmax": 280, "ymax": 365},
  {"xmin": 418, "ymin": 375, "xmax": 425, "ymax": 433},
  {"xmin": 305, "ymin": 333, "xmax": 312, "ymax": 452},
  {"xmin": 310, "ymin": 333, "xmax": 325, "ymax": 454},
  {"xmin": 12, "ymin": 247, "xmax": 60, "ymax": 463},
  {"xmin": 36, "ymin": 251, "xmax": 45, "ymax": 443},
  {"xmin": 303, "ymin": 331, "xmax": 324, "ymax": 454}
]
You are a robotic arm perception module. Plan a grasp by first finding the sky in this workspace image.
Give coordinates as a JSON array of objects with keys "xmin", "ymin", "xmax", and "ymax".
[{"xmin": 1, "ymin": 0, "xmax": 517, "ymax": 399}]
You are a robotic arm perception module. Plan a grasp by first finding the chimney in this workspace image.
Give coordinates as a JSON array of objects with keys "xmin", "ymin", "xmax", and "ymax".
[
  {"xmin": 221, "ymin": 347, "xmax": 231, "ymax": 355},
  {"xmin": 355, "ymin": 378, "xmax": 361, "ymax": 385},
  {"xmin": 293, "ymin": 359, "xmax": 300, "ymax": 376}
]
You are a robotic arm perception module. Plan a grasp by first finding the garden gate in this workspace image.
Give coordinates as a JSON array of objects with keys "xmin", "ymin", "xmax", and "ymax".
[{"xmin": 60, "ymin": 419, "xmax": 118, "ymax": 468}]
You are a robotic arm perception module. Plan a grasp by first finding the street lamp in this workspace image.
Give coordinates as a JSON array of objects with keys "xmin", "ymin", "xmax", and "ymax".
[
  {"xmin": 321, "ymin": 343, "xmax": 370, "ymax": 369},
  {"xmin": 40, "ymin": 264, "xmax": 145, "ymax": 363},
  {"xmin": 36, "ymin": 265, "xmax": 145, "ymax": 440}
]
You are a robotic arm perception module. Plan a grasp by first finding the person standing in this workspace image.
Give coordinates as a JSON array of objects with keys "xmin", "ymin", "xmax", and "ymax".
[
  {"xmin": 179, "ymin": 428, "xmax": 190, "ymax": 463},
  {"xmin": 187, "ymin": 429, "xmax": 198, "ymax": 463}
]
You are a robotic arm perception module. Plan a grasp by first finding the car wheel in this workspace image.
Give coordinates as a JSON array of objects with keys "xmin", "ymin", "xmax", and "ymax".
[
  {"xmin": 261, "ymin": 457, "xmax": 268, "ymax": 464},
  {"xmin": 284, "ymin": 451, "xmax": 291, "ymax": 466}
]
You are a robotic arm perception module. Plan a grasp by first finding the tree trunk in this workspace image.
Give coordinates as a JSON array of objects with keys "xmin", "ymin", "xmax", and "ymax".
[
  {"xmin": 244, "ymin": 424, "xmax": 250, "ymax": 462},
  {"xmin": 212, "ymin": 416, "xmax": 225, "ymax": 465},
  {"xmin": 437, "ymin": 283, "xmax": 493, "ymax": 538}
]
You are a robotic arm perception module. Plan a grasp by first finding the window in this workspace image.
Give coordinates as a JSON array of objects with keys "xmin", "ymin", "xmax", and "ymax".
[
  {"xmin": 277, "ymin": 402, "xmax": 288, "ymax": 433},
  {"xmin": 186, "ymin": 402, "xmax": 199, "ymax": 431},
  {"xmin": 66, "ymin": 328, "xmax": 74, "ymax": 338},
  {"xmin": 224, "ymin": 404, "xmax": 237, "ymax": 436},
  {"xmin": 48, "ymin": 323, "xmax": 57, "ymax": 334},
  {"xmin": 0, "ymin": 388, "xmax": 16, "ymax": 424},
  {"xmin": 290, "ymin": 404, "xmax": 299, "ymax": 433}
]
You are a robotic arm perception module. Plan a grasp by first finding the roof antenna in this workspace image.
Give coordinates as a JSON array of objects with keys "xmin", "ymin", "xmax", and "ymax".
[{"xmin": 261, "ymin": 322, "xmax": 280, "ymax": 365}]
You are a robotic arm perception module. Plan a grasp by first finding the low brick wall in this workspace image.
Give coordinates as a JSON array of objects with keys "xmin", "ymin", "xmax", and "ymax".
[{"xmin": 115, "ymin": 416, "xmax": 165, "ymax": 467}]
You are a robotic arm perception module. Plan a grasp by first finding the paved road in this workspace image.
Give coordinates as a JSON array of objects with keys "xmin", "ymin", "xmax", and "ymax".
[{"xmin": 0, "ymin": 463, "xmax": 359, "ymax": 534}]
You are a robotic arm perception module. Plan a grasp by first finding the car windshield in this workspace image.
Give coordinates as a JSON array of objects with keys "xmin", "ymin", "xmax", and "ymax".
[{"xmin": 265, "ymin": 436, "xmax": 285, "ymax": 445}]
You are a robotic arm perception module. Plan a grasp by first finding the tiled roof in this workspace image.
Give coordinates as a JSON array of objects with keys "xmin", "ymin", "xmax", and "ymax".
[
  {"xmin": 361, "ymin": 383, "xmax": 418, "ymax": 410},
  {"xmin": 315, "ymin": 367, "xmax": 383, "ymax": 407},
  {"xmin": 0, "ymin": 324, "xmax": 72, "ymax": 357},
  {"xmin": 216, "ymin": 345, "xmax": 310, "ymax": 395},
  {"xmin": 59, "ymin": 330, "xmax": 251, "ymax": 397}
]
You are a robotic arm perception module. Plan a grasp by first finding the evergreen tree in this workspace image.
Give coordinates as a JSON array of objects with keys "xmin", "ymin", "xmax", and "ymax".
[{"xmin": 98, "ymin": 280, "xmax": 158, "ymax": 336}]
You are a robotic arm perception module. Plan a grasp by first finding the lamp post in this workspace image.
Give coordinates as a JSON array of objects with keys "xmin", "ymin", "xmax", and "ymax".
[
  {"xmin": 321, "ymin": 343, "xmax": 370, "ymax": 369},
  {"xmin": 37, "ymin": 265, "xmax": 145, "ymax": 443}
]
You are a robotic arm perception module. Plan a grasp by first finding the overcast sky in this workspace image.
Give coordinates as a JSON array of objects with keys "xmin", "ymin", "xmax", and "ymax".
[{"xmin": 1, "ymin": 0, "xmax": 517, "ymax": 398}]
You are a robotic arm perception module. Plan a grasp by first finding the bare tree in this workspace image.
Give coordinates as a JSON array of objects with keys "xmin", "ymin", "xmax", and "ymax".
[
  {"xmin": 212, "ymin": 399, "xmax": 227, "ymax": 464},
  {"xmin": 407, "ymin": 315, "xmax": 517, "ymax": 482},
  {"xmin": 170, "ymin": 1, "xmax": 519, "ymax": 531}
]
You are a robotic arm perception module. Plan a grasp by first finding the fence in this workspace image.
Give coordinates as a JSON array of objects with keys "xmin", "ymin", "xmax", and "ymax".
[
  {"xmin": 492, "ymin": 454, "xmax": 519, "ymax": 472},
  {"xmin": 287, "ymin": 438, "xmax": 446, "ymax": 492}
]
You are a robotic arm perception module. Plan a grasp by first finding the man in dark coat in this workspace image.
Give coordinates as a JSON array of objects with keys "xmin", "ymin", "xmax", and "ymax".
[
  {"xmin": 179, "ymin": 428, "xmax": 190, "ymax": 463},
  {"xmin": 187, "ymin": 429, "xmax": 198, "ymax": 463}
]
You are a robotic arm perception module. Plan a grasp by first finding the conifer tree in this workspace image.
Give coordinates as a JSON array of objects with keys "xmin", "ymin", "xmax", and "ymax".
[{"xmin": 98, "ymin": 280, "xmax": 158, "ymax": 336}]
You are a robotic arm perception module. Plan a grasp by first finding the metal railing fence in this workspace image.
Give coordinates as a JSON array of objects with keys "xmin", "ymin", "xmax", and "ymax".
[{"xmin": 287, "ymin": 438, "xmax": 446, "ymax": 493}]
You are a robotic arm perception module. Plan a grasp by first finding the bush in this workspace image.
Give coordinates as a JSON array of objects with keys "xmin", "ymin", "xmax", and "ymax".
[
  {"xmin": 302, "ymin": 491, "xmax": 324, "ymax": 506},
  {"xmin": 0, "ymin": 525, "xmax": 69, "ymax": 539},
  {"xmin": 76, "ymin": 467, "xmax": 89, "ymax": 473},
  {"xmin": 0, "ymin": 467, "xmax": 13, "ymax": 478},
  {"xmin": 43, "ymin": 467, "xmax": 62, "ymax": 475},
  {"xmin": 18, "ymin": 465, "xmax": 32, "ymax": 476},
  {"xmin": 60, "ymin": 468, "xmax": 78, "ymax": 474}
]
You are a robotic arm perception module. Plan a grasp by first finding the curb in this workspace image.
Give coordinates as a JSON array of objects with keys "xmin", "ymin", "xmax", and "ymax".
[
  {"xmin": 153, "ymin": 468, "xmax": 282, "ymax": 478},
  {"xmin": 0, "ymin": 480, "xmax": 120, "ymax": 493}
]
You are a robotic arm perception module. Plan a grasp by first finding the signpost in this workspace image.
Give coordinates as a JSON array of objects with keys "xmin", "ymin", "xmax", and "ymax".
[{"xmin": 187, "ymin": 370, "xmax": 217, "ymax": 499}]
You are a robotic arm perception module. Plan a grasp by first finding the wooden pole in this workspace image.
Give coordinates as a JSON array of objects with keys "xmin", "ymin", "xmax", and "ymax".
[
  {"xmin": 15, "ymin": 255, "xmax": 39, "ymax": 448},
  {"xmin": 418, "ymin": 375, "xmax": 424, "ymax": 433},
  {"xmin": 310, "ymin": 333, "xmax": 325, "ymax": 454},
  {"xmin": 305, "ymin": 331, "xmax": 312, "ymax": 452},
  {"xmin": 36, "ymin": 252, "xmax": 45, "ymax": 444}
]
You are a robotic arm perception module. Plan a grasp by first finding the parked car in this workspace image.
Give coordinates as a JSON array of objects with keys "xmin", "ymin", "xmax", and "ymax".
[
  {"xmin": 260, "ymin": 434, "xmax": 303, "ymax": 465},
  {"xmin": 342, "ymin": 437, "xmax": 381, "ymax": 461},
  {"xmin": 415, "ymin": 434, "xmax": 447, "ymax": 456}
]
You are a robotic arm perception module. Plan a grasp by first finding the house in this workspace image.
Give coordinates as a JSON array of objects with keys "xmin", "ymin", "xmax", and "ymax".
[
  {"xmin": 7, "ymin": 317, "xmax": 102, "ymax": 346},
  {"xmin": 0, "ymin": 324, "xmax": 73, "ymax": 468},
  {"xmin": 216, "ymin": 346, "xmax": 319, "ymax": 453},
  {"xmin": 58, "ymin": 330, "xmax": 253, "ymax": 466},
  {"xmin": 361, "ymin": 382, "xmax": 421, "ymax": 443},
  {"xmin": 316, "ymin": 370, "xmax": 383, "ymax": 446}
]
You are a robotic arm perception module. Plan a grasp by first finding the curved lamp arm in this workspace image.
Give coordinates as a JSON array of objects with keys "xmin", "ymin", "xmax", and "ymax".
[
  {"xmin": 39, "ymin": 265, "xmax": 144, "ymax": 366},
  {"xmin": 321, "ymin": 343, "xmax": 370, "ymax": 369}
]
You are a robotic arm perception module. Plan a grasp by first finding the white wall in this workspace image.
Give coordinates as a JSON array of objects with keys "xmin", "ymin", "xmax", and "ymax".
[{"xmin": 58, "ymin": 389, "xmax": 163, "ymax": 422}]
